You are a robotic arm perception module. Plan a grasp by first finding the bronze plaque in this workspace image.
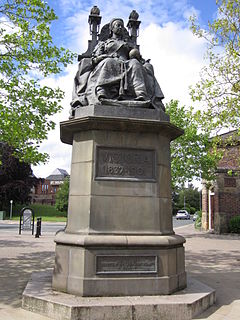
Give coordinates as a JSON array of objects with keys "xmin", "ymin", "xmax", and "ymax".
[
  {"xmin": 96, "ymin": 255, "xmax": 158, "ymax": 274},
  {"xmin": 95, "ymin": 146, "xmax": 156, "ymax": 181}
]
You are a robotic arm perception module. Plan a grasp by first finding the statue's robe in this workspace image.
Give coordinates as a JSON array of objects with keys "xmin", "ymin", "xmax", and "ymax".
[{"xmin": 71, "ymin": 38, "xmax": 164, "ymax": 110}]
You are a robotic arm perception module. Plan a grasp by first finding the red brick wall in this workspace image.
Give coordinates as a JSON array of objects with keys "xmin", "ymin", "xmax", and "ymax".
[
  {"xmin": 218, "ymin": 191, "xmax": 240, "ymax": 215},
  {"xmin": 218, "ymin": 145, "xmax": 240, "ymax": 170},
  {"xmin": 31, "ymin": 179, "xmax": 61, "ymax": 205},
  {"xmin": 202, "ymin": 142, "xmax": 240, "ymax": 233}
]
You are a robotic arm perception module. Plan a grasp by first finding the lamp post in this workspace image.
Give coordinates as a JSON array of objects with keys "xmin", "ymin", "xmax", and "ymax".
[{"xmin": 10, "ymin": 200, "xmax": 13, "ymax": 220}]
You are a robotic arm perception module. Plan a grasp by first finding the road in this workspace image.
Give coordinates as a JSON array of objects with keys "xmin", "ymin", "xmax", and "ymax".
[
  {"xmin": 172, "ymin": 216, "xmax": 194, "ymax": 228},
  {"xmin": 0, "ymin": 217, "xmax": 193, "ymax": 234},
  {"xmin": 0, "ymin": 221, "xmax": 66, "ymax": 234}
]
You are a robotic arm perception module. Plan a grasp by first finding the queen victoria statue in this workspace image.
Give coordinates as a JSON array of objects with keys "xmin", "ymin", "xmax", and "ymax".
[
  {"xmin": 70, "ymin": 7, "xmax": 165, "ymax": 117},
  {"xmin": 51, "ymin": 4, "xmax": 186, "ymax": 302},
  {"xmin": 21, "ymin": 7, "xmax": 214, "ymax": 318}
]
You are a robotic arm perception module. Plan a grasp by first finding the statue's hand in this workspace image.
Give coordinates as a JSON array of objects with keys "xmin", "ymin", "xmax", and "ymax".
[{"xmin": 93, "ymin": 54, "xmax": 109, "ymax": 65}]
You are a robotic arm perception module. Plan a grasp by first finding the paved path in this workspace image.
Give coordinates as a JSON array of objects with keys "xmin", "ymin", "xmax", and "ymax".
[
  {"xmin": 180, "ymin": 225, "xmax": 240, "ymax": 320},
  {"xmin": 0, "ymin": 222, "xmax": 239, "ymax": 319}
]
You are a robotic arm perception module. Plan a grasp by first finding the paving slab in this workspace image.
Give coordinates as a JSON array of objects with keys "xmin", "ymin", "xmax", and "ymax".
[{"xmin": 0, "ymin": 222, "xmax": 240, "ymax": 319}]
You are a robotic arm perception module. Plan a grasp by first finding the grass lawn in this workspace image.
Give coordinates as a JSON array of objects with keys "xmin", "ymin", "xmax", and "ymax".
[
  {"xmin": 11, "ymin": 216, "xmax": 67, "ymax": 222},
  {"xmin": 10, "ymin": 203, "xmax": 67, "ymax": 222}
]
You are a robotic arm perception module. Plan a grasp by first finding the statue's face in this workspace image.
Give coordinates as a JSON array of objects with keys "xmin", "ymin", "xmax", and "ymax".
[{"xmin": 111, "ymin": 19, "xmax": 124, "ymax": 36}]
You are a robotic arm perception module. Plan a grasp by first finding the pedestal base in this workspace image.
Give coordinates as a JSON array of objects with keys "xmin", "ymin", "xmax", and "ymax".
[
  {"xmin": 23, "ymin": 271, "xmax": 216, "ymax": 320},
  {"xmin": 54, "ymin": 110, "xmax": 186, "ymax": 298},
  {"xmin": 52, "ymin": 233, "xmax": 186, "ymax": 296}
]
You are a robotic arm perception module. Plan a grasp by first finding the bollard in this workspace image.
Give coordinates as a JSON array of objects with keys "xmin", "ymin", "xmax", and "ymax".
[
  {"xmin": 39, "ymin": 217, "xmax": 42, "ymax": 236},
  {"xmin": 35, "ymin": 217, "xmax": 42, "ymax": 238}
]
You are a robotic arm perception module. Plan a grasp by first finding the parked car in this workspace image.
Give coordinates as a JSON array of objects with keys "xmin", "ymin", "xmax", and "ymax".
[
  {"xmin": 176, "ymin": 210, "xmax": 190, "ymax": 220},
  {"xmin": 193, "ymin": 212, "xmax": 199, "ymax": 221}
]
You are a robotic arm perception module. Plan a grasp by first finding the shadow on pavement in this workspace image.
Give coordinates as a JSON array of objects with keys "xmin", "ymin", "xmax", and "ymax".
[{"xmin": 0, "ymin": 250, "xmax": 54, "ymax": 308}]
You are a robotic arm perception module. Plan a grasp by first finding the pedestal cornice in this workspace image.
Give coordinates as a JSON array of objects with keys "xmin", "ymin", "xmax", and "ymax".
[
  {"xmin": 60, "ymin": 115, "xmax": 184, "ymax": 145},
  {"xmin": 54, "ymin": 231, "xmax": 186, "ymax": 248}
]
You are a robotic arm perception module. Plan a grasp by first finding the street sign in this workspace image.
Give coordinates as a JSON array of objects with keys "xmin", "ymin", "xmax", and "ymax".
[{"xmin": 19, "ymin": 207, "xmax": 35, "ymax": 235}]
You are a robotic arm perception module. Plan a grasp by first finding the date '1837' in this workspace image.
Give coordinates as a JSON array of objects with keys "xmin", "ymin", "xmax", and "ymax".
[{"xmin": 95, "ymin": 146, "xmax": 156, "ymax": 182}]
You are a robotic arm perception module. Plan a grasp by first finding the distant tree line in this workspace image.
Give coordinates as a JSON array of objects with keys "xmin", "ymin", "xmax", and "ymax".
[{"xmin": 172, "ymin": 184, "xmax": 201, "ymax": 215}]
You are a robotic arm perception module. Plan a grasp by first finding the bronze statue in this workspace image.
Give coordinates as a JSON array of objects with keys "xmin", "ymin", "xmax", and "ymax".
[{"xmin": 70, "ymin": 8, "xmax": 165, "ymax": 117}]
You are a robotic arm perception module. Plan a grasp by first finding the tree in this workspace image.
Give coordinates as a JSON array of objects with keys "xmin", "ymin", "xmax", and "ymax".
[
  {"xmin": 0, "ymin": 0, "xmax": 74, "ymax": 164},
  {"xmin": 55, "ymin": 177, "xmax": 69, "ymax": 213},
  {"xmin": 0, "ymin": 143, "xmax": 38, "ymax": 210},
  {"xmin": 190, "ymin": 0, "xmax": 240, "ymax": 135},
  {"xmin": 178, "ymin": 184, "xmax": 200, "ymax": 212},
  {"xmin": 166, "ymin": 100, "xmax": 221, "ymax": 187},
  {"xmin": 172, "ymin": 184, "xmax": 200, "ymax": 214}
]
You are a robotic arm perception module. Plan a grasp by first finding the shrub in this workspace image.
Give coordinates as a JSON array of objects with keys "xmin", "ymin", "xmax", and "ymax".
[
  {"xmin": 12, "ymin": 203, "xmax": 67, "ymax": 218},
  {"xmin": 55, "ymin": 178, "xmax": 69, "ymax": 213},
  {"xmin": 184, "ymin": 206, "xmax": 196, "ymax": 215},
  {"xmin": 194, "ymin": 211, "xmax": 202, "ymax": 229},
  {"xmin": 196, "ymin": 210, "xmax": 202, "ymax": 217},
  {"xmin": 189, "ymin": 206, "xmax": 196, "ymax": 214},
  {"xmin": 229, "ymin": 216, "xmax": 240, "ymax": 234}
]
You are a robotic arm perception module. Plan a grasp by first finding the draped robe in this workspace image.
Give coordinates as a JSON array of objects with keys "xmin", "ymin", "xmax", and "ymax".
[{"xmin": 71, "ymin": 38, "xmax": 164, "ymax": 110}]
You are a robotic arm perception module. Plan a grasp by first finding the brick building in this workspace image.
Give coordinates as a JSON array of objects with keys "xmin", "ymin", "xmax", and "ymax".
[
  {"xmin": 202, "ymin": 131, "xmax": 240, "ymax": 233},
  {"xmin": 31, "ymin": 168, "xmax": 69, "ymax": 206}
]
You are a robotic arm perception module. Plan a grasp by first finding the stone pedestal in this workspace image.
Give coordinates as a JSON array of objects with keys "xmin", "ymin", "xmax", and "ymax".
[{"xmin": 52, "ymin": 105, "xmax": 186, "ymax": 297}]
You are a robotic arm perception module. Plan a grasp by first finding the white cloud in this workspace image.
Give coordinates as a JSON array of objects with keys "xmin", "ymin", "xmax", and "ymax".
[
  {"xmin": 139, "ymin": 22, "xmax": 206, "ymax": 106},
  {"xmin": 33, "ymin": 64, "xmax": 77, "ymax": 178}
]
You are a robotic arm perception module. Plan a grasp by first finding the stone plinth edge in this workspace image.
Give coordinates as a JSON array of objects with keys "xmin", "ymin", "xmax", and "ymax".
[
  {"xmin": 74, "ymin": 105, "xmax": 170, "ymax": 121},
  {"xmin": 54, "ymin": 231, "xmax": 186, "ymax": 248},
  {"xmin": 22, "ymin": 271, "xmax": 216, "ymax": 320},
  {"xmin": 60, "ymin": 115, "xmax": 183, "ymax": 145}
]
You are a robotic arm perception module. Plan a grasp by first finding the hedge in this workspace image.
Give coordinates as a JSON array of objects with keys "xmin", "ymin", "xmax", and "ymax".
[{"xmin": 229, "ymin": 216, "xmax": 240, "ymax": 234}]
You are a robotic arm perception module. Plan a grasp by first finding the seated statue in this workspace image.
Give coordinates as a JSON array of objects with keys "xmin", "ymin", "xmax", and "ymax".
[{"xmin": 70, "ymin": 16, "xmax": 165, "ymax": 117}]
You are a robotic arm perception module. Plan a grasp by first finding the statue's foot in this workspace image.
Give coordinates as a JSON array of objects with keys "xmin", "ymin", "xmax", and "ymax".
[
  {"xmin": 118, "ymin": 94, "xmax": 126, "ymax": 101},
  {"xmin": 135, "ymin": 95, "xmax": 146, "ymax": 101},
  {"xmin": 134, "ymin": 90, "xmax": 148, "ymax": 101},
  {"xmin": 96, "ymin": 88, "xmax": 107, "ymax": 101}
]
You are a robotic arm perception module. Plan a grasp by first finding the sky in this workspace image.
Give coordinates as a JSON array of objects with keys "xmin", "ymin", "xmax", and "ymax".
[{"xmin": 32, "ymin": 0, "xmax": 219, "ymax": 178}]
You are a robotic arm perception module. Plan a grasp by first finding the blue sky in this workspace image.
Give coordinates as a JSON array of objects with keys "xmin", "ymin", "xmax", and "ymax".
[
  {"xmin": 33, "ymin": 0, "xmax": 219, "ymax": 178},
  {"xmin": 49, "ymin": 0, "xmax": 217, "ymax": 52}
]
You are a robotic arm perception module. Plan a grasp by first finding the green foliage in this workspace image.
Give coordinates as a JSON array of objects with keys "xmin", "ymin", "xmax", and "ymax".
[
  {"xmin": 0, "ymin": 0, "xmax": 75, "ymax": 164},
  {"xmin": 12, "ymin": 203, "xmax": 67, "ymax": 218},
  {"xmin": 172, "ymin": 191, "xmax": 180, "ymax": 215},
  {"xmin": 166, "ymin": 100, "xmax": 220, "ymax": 186},
  {"xmin": 55, "ymin": 178, "xmax": 69, "ymax": 213},
  {"xmin": 178, "ymin": 184, "xmax": 200, "ymax": 211},
  {"xmin": 0, "ymin": 143, "xmax": 37, "ymax": 210},
  {"xmin": 185, "ymin": 206, "xmax": 196, "ymax": 215},
  {"xmin": 173, "ymin": 185, "xmax": 200, "ymax": 215},
  {"xmin": 194, "ymin": 211, "xmax": 202, "ymax": 229},
  {"xmin": 229, "ymin": 215, "xmax": 240, "ymax": 233},
  {"xmin": 190, "ymin": 0, "xmax": 240, "ymax": 135}
]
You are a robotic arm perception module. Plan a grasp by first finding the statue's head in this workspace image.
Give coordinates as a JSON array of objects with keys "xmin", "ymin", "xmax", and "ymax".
[
  {"xmin": 109, "ymin": 18, "xmax": 124, "ymax": 37},
  {"xmin": 98, "ymin": 18, "xmax": 130, "ymax": 42}
]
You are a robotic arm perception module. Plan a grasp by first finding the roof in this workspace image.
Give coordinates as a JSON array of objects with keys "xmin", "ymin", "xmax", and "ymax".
[{"xmin": 46, "ymin": 168, "xmax": 69, "ymax": 181}]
